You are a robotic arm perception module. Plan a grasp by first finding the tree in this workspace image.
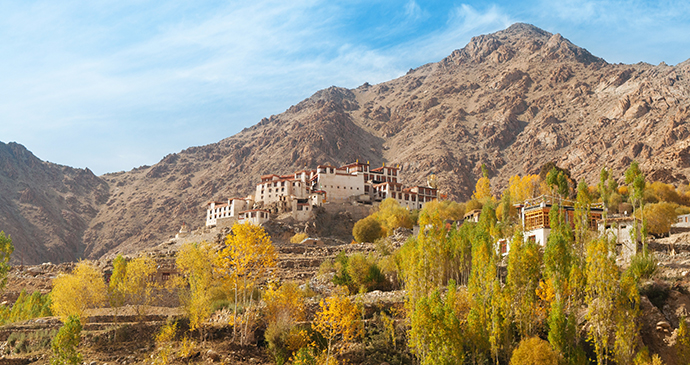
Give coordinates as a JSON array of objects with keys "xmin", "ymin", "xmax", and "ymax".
[
  {"xmin": 409, "ymin": 281, "xmax": 468, "ymax": 365},
  {"xmin": 506, "ymin": 231, "xmax": 543, "ymax": 339},
  {"xmin": 473, "ymin": 164, "xmax": 493, "ymax": 203},
  {"xmin": 352, "ymin": 216, "xmax": 383, "ymax": 243},
  {"xmin": 585, "ymin": 237, "xmax": 619, "ymax": 364},
  {"xmin": 109, "ymin": 255, "xmax": 127, "ymax": 308},
  {"xmin": 642, "ymin": 202, "xmax": 678, "ymax": 237},
  {"xmin": 0, "ymin": 231, "xmax": 13, "ymax": 294},
  {"xmin": 677, "ymin": 316, "xmax": 690, "ymax": 364},
  {"xmin": 373, "ymin": 198, "xmax": 414, "ymax": 236},
  {"xmin": 51, "ymin": 315, "xmax": 82, "ymax": 365},
  {"xmin": 508, "ymin": 174, "xmax": 543, "ymax": 204},
  {"xmin": 216, "ymin": 222, "xmax": 277, "ymax": 344},
  {"xmin": 123, "ymin": 255, "xmax": 157, "ymax": 316},
  {"xmin": 509, "ymin": 337, "xmax": 559, "ymax": 365},
  {"xmin": 263, "ymin": 282, "xmax": 307, "ymax": 364},
  {"xmin": 626, "ymin": 161, "xmax": 647, "ymax": 244},
  {"xmin": 51, "ymin": 261, "xmax": 107, "ymax": 321},
  {"xmin": 312, "ymin": 291, "xmax": 363, "ymax": 363},
  {"xmin": 176, "ymin": 241, "xmax": 218, "ymax": 336}
]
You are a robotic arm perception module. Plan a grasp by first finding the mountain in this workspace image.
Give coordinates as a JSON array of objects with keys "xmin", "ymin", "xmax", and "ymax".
[
  {"xmin": 2, "ymin": 23, "xmax": 689, "ymax": 263},
  {"xmin": 0, "ymin": 142, "xmax": 109, "ymax": 263}
]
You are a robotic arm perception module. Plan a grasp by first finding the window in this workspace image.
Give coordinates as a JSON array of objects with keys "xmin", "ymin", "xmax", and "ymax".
[{"xmin": 528, "ymin": 235, "xmax": 536, "ymax": 244}]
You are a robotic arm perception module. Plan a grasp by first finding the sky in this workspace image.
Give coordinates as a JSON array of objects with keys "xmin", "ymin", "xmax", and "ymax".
[{"xmin": 1, "ymin": 0, "xmax": 689, "ymax": 175}]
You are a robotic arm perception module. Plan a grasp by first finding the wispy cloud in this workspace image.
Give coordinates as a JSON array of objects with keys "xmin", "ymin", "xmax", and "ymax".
[{"xmin": 1, "ymin": 1, "xmax": 688, "ymax": 174}]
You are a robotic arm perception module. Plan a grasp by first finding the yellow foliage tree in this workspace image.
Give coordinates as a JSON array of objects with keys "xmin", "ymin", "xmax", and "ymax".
[
  {"xmin": 51, "ymin": 261, "xmax": 107, "ymax": 321},
  {"xmin": 263, "ymin": 282, "xmax": 308, "ymax": 363},
  {"xmin": 216, "ymin": 222, "xmax": 277, "ymax": 345},
  {"xmin": 176, "ymin": 241, "xmax": 218, "ymax": 335},
  {"xmin": 508, "ymin": 174, "xmax": 543, "ymax": 204},
  {"xmin": 472, "ymin": 176, "xmax": 493, "ymax": 203},
  {"xmin": 642, "ymin": 202, "xmax": 678, "ymax": 236},
  {"xmin": 312, "ymin": 291, "xmax": 363, "ymax": 363},
  {"xmin": 123, "ymin": 255, "xmax": 157, "ymax": 316},
  {"xmin": 373, "ymin": 198, "xmax": 413, "ymax": 236},
  {"xmin": 509, "ymin": 337, "xmax": 559, "ymax": 365},
  {"xmin": 109, "ymin": 255, "xmax": 127, "ymax": 308}
]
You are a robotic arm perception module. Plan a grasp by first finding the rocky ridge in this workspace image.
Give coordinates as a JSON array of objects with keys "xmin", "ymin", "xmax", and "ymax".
[{"xmin": 1, "ymin": 23, "xmax": 690, "ymax": 263}]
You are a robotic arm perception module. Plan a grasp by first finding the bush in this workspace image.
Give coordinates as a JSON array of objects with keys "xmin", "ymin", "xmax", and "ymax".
[
  {"xmin": 51, "ymin": 315, "xmax": 83, "ymax": 365},
  {"xmin": 643, "ymin": 201, "xmax": 678, "ymax": 237},
  {"xmin": 629, "ymin": 250, "xmax": 658, "ymax": 281},
  {"xmin": 291, "ymin": 232, "xmax": 309, "ymax": 244},
  {"xmin": 332, "ymin": 252, "xmax": 389, "ymax": 293},
  {"xmin": 509, "ymin": 337, "xmax": 559, "ymax": 365},
  {"xmin": 353, "ymin": 216, "xmax": 383, "ymax": 243}
]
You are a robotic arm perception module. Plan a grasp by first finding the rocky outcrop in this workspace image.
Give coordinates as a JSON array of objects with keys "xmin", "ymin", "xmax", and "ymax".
[{"xmin": 2, "ymin": 23, "xmax": 690, "ymax": 262}]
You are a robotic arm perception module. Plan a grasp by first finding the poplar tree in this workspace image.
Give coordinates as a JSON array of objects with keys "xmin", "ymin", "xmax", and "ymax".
[
  {"xmin": 506, "ymin": 230, "xmax": 542, "ymax": 339},
  {"xmin": 585, "ymin": 237, "xmax": 618, "ymax": 364}
]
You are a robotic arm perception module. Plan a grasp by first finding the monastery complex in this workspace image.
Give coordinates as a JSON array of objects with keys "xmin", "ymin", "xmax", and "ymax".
[{"xmin": 206, "ymin": 161, "xmax": 439, "ymax": 228}]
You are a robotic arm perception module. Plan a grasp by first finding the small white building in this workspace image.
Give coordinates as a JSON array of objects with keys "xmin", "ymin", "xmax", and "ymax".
[
  {"xmin": 598, "ymin": 216, "xmax": 641, "ymax": 261},
  {"xmin": 206, "ymin": 198, "xmax": 252, "ymax": 227},
  {"xmin": 674, "ymin": 214, "xmax": 690, "ymax": 228},
  {"xmin": 237, "ymin": 209, "xmax": 270, "ymax": 226}
]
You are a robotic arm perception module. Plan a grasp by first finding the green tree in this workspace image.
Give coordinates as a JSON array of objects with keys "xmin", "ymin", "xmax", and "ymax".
[
  {"xmin": 613, "ymin": 271, "xmax": 640, "ymax": 365},
  {"xmin": 109, "ymin": 255, "xmax": 127, "ymax": 308},
  {"xmin": 626, "ymin": 161, "xmax": 647, "ymax": 244},
  {"xmin": 585, "ymin": 237, "xmax": 619, "ymax": 364},
  {"xmin": 409, "ymin": 281, "xmax": 468, "ymax": 365},
  {"xmin": 0, "ymin": 231, "xmax": 14, "ymax": 294},
  {"xmin": 51, "ymin": 315, "xmax": 82, "ymax": 365},
  {"xmin": 677, "ymin": 316, "xmax": 690, "ymax": 364},
  {"xmin": 506, "ymin": 230, "xmax": 542, "ymax": 339}
]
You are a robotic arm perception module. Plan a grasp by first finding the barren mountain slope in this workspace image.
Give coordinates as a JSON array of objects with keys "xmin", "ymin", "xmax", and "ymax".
[
  {"xmin": 85, "ymin": 23, "xmax": 690, "ymax": 261},
  {"xmin": 0, "ymin": 142, "xmax": 109, "ymax": 263},
  {"xmin": 2, "ymin": 23, "xmax": 689, "ymax": 263}
]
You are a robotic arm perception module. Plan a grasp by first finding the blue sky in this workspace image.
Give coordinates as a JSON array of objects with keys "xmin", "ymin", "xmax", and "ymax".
[{"xmin": 1, "ymin": 0, "xmax": 689, "ymax": 175}]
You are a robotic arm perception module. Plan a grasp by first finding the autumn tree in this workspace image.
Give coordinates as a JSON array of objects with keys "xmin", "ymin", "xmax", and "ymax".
[
  {"xmin": 508, "ymin": 174, "xmax": 543, "ymax": 204},
  {"xmin": 290, "ymin": 232, "xmax": 309, "ymax": 244},
  {"xmin": 216, "ymin": 222, "xmax": 277, "ymax": 345},
  {"xmin": 374, "ymin": 198, "xmax": 414, "ymax": 236},
  {"xmin": 506, "ymin": 230, "xmax": 543, "ymax": 339},
  {"xmin": 0, "ymin": 231, "xmax": 13, "ymax": 294},
  {"xmin": 585, "ymin": 237, "xmax": 619, "ymax": 364},
  {"xmin": 176, "ymin": 241, "xmax": 218, "ymax": 337},
  {"xmin": 642, "ymin": 202, "xmax": 678, "ymax": 237},
  {"xmin": 677, "ymin": 316, "xmax": 690, "ymax": 364},
  {"xmin": 51, "ymin": 261, "xmax": 107, "ymax": 321},
  {"xmin": 263, "ymin": 282, "xmax": 308, "ymax": 364},
  {"xmin": 509, "ymin": 337, "xmax": 559, "ymax": 365},
  {"xmin": 123, "ymin": 255, "xmax": 158, "ymax": 316},
  {"xmin": 467, "ymin": 202, "xmax": 508, "ymax": 363},
  {"xmin": 473, "ymin": 164, "xmax": 493, "ymax": 203},
  {"xmin": 312, "ymin": 291, "xmax": 363, "ymax": 363},
  {"xmin": 109, "ymin": 255, "xmax": 127, "ymax": 308},
  {"xmin": 352, "ymin": 216, "xmax": 383, "ymax": 243},
  {"xmin": 409, "ymin": 281, "xmax": 469, "ymax": 365},
  {"xmin": 51, "ymin": 315, "xmax": 82, "ymax": 365}
]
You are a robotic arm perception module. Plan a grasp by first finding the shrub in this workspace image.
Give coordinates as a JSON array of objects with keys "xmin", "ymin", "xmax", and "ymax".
[
  {"xmin": 353, "ymin": 216, "xmax": 383, "ymax": 243},
  {"xmin": 51, "ymin": 315, "xmax": 83, "ymax": 365},
  {"xmin": 509, "ymin": 337, "xmax": 559, "ymax": 365},
  {"xmin": 291, "ymin": 232, "xmax": 309, "ymax": 244}
]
